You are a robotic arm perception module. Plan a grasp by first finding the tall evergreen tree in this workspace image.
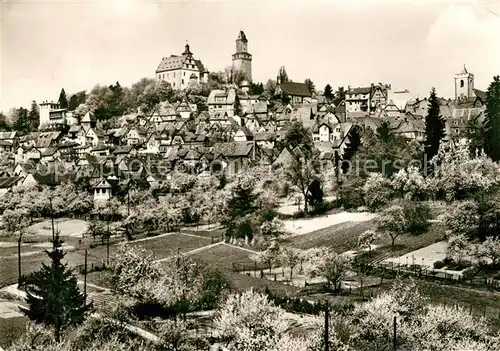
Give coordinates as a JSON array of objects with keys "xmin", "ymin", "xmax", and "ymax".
[
  {"xmin": 28, "ymin": 100, "xmax": 40, "ymax": 131},
  {"xmin": 333, "ymin": 86, "xmax": 346, "ymax": 106},
  {"xmin": 341, "ymin": 125, "xmax": 362, "ymax": 173},
  {"xmin": 376, "ymin": 120, "xmax": 394, "ymax": 144},
  {"xmin": 20, "ymin": 232, "xmax": 91, "ymax": 342},
  {"xmin": 324, "ymin": 84, "xmax": 334, "ymax": 102},
  {"xmin": 278, "ymin": 66, "xmax": 289, "ymax": 83},
  {"xmin": 221, "ymin": 184, "xmax": 259, "ymax": 240},
  {"xmin": 484, "ymin": 76, "xmax": 500, "ymax": 161},
  {"xmin": 424, "ymin": 87, "xmax": 446, "ymax": 163},
  {"xmin": 58, "ymin": 89, "xmax": 68, "ymax": 109}
]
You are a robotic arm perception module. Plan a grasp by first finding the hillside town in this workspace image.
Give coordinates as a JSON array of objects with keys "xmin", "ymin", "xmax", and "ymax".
[{"xmin": 2, "ymin": 14, "xmax": 500, "ymax": 351}]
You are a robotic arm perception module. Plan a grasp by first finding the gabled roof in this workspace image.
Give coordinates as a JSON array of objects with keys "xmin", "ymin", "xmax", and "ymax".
[
  {"xmin": 0, "ymin": 132, "xmax": 17, "ymax": 140},
  {"xmin": 0, "ymin": 176, "xmax": 22, "ymax": 189},
  {"xmin": 347, "ymin": 87, "xmax": 372, "ymax": 95},
  {"xmin": 473, "ymin": 89, "xmax": 487, "ymax": 101},
  {"xmin": 212, "ymin": 141, "xmax": 254, "ymax": 158},
  {"xmin": 278, "ymin": 82, "xmax": 312, "ymax": 97}
]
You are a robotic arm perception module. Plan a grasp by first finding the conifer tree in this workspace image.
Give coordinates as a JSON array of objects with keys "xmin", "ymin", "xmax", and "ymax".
[
  {"xmin": 484, "ymin": 76, "xmax": 500, "ymax": 161},
  {"xmin": 424, "ymin": 87, "xmax": 446, "ymax": 163},
  {"xmin": 20, "ymin": 231, "xmax": 92, "ymax": 342},
  {"xmin": 58, "ymin": 89, "xmax": 68, "ymax": 109},
  {"xmin": 376, "ymin": 120, "xmax": 394, "ymax": 144},
  {"xmin": 324, "ymin": 84, "xmax": 333, "ymax": 102},
  {"xmin": 341, "ymin": 125, "xmax": 362, "ymax": 173}
]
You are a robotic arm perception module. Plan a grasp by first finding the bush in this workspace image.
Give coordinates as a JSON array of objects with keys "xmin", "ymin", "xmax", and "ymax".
[
  {"xmin": 444, "ymin": 200, "xmax": 480, "ymax": 239},
  {"xmin": 461, "ymin": 267, "xmax": 479, "ymax": 281},
  {"xmin": 433, "ymin": 260, "xmax": 445, "ymax": 269}
]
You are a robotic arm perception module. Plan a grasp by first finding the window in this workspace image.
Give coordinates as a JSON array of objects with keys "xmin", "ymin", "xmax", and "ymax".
[
  {"xmin": 183, "ymin": 72, "xmax": 185, "ymax": 76},
  {"xmin": 460, "ymin": 80, "xmax": 464, "ymax": 88},
  {"xmin": 182, "ymin": 79, "xmax": 184, "ymax": 84}
]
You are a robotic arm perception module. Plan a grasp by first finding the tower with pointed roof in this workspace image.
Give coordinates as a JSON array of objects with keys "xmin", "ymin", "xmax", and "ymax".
[
  {"xmin": 232, "ymin": 30, "xmax": 252, "ymax": 83},
  {"xmin": 454, "ymin": 65, "xmax": 474, "ymax": 101}
]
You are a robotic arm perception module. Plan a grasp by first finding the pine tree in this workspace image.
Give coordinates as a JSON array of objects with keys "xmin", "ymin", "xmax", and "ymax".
[
  {"xmin": 484, "ymin": 76, "xmax": 500, "ymax": 161},
  {"xmin": 278, "ymin": 66, "xmax": 289, "ymax": 83},
  {"xmin": 424, "ymin": 87, "xmax": 446, "ymax": 163},
  {"xmin": 376, "ymin": 120, "xmax": 394, "ymax": 144},
  {"xmin": 20, "ymin": 232, "xmax": 92, "ymax": 342},
  {"xmin": 28, "ymin": 100, "xmax": 40, "ymax": 131},
  {"xmin": 324, "ymin": 84, "xmax": 333, "ymax": 102},
  {"xmin": 341, "ymin": 125, "xmax": 362, "ymax": 173},
  {"xmin": 58, "ymin": 89, "xmax": 68, "ymax": 109}
]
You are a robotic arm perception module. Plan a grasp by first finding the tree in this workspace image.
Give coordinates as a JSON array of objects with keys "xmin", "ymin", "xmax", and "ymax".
[
  {"xmin": 264, "ymin": 79, "xmax": 277, "ymax": 97},
  {"xmin": 341, "ymin": 125, "xmax": 362, "ymax": 173},
  {"xmin": 214, "ymin": 290, "xmax": 291, "ymax": 350},
  {"xmin": 286, "ymin": 154, "xmax": 321, "ymax": 214},
  {"xmin": 484, "ymin": 75, "xmax": 500, "ymax": 161},
  {"xmin": 324, "ymin": 84, "xmax": 334, "ymax": 102},
  {"xmin": 221, "ymin": 181, "xmax": 259, "ymax": 241},
  {"xmin": 304, "ymin": 78, "xmax": 315, "ymax": 94},
  {"xmin": 333, "ymin": 86, "xmax": 346, "ymax": 106},
  {"xmin": 68, "ymin": 91, "xmax": 87, "ymax": 111},
  {"xmin": 283, "ymin": 122, "xmax": 313, "ymax": 152},
  {"xmin": 58, "ymin": 89, "xmax": 68, "ymax": 109},
  {"xmin": 28, "ymin": 101, "xmax": 40, "ymax": 131},
  {"xmin": 250, "ymin": 82, "xmax": 264, "ymax": 95},
  {"xmin": 1, "ymin": 208, "xmax": 31, "ymax": 284},
  {"xmin": 376, "ymin": 120, "xmax": 394, "ymax": 144},
  {"xmin": 21, "ymin": 232, "xmax": 92, "ymax": 342},
  {"xmin": 278, "ymin": 66, "xmax": 289, "ymax": 83},
  {"xmin": 260, "ymin": 218, "xmax": 286, "ymax": 241},
  {"xmin": 307, "ymin": 247, "xmax": 350, "ymax": 291},
  {"xmin": 363, "ymin": 173, "xmax": 393, "ymax": 211},
  {"xmin": 0, "ymin": 112, "xmax": 10, "ymax": 130},
  {"xmin": 424, "ymin": 87, "xmax": 446, "ymax": 165},
  {"xmin": 465, "ymin": 114, "xmax": 485, "ymax": 156},
  {"xmin": 377, "ymin": 203, "xmax": 406, "ymax": 247},
  {"xmin": 280, "ymin": 247, "xmax": 303, "ymax": 281},
  {"xmin": 357, "ymin": 230, "xmax": 381, "ymax": 257}
]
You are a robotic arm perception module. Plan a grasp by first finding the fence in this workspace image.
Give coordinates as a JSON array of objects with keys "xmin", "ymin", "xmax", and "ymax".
[{"xmin": 359, "ymin": 260, "xmax": 500, "ymax": 289}]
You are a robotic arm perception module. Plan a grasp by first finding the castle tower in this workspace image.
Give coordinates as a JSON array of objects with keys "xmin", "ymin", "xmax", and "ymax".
[
  {"xmin": 232, "ymin": 30, "xmax": 252, "ymax": 83},
  {"xmin": 454, "ymin": 65, "xmax": 474, "ymax": 101}
]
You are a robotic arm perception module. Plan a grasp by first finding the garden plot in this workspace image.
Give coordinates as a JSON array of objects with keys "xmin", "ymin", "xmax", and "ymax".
[
  {"xmin": 383, "ymin": 241, "xmax": 447, "ymax": 268},
  {"xmin": 283, "ymin": 211, "xmax": 377, "ymax": 236},
  {"xmin": 128, "ymin": 233, "xmax": 212, "ymax": 260},
  {"xmin": 28, "ymin": 219, "xmax": 88, "ymax": 238}
]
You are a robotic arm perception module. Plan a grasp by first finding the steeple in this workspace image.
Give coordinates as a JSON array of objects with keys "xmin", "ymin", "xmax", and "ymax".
[{"xmin": 183, "ymin": 40, "xmax": 192, "ymax": 55}]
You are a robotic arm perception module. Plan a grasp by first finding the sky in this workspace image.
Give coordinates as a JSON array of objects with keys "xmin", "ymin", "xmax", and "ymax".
[{"xmin": 1, "ymin": 0, "xmax": 500, "ymax": 113}]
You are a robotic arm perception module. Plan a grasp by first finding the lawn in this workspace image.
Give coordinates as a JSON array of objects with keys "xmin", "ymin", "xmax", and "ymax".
[
  {"xmin": 129, "ymin": 233, "xmax": 212, "ymax": 260},
  {"xmin": 288, "ymin": 220, "xmax": 377, "ymax": 253},
  {"xmin": 0, "ymin": 316, "xmax": 27, "ymax": 349},
  {"xmin": 189, "ymin": 243, "xmax": 256, "ymax": 271}
]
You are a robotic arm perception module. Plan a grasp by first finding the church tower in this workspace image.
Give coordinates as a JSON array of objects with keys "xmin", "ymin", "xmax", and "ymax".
[
  {"xmin": 454, "ymin": 65, "xmax": 474, "ymax": 101},
  {"xmin": 232, "ymin": 30, "xmax": 252, "ymax": 82}
]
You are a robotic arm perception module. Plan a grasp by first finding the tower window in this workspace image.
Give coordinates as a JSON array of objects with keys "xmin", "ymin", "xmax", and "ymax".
[{"xmin": 460, "ymin": 80, "xmax": 464, "ymax": 88}]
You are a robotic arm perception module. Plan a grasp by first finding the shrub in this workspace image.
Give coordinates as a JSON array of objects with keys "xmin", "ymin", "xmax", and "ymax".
[{"xmin": 433, "ymin": 260, "xmax": 445, "ymax": 269}]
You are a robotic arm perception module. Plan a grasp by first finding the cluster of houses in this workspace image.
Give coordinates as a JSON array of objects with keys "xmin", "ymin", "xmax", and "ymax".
[{"xmin": 0, "ymin": 65, "xmax": 487, "ymax": 202}]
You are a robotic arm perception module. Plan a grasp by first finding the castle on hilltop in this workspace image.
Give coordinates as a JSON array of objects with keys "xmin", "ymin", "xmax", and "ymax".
[{"xmin": 155, "ymin": 31, "xmax": 253, "ymax": 89}]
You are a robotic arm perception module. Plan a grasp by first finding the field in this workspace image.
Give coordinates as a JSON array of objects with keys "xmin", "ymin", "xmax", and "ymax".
[
  {"xmin": 288, "ymin": 220, "xmax": 376, "ymax": 253},
  {"xmin": 130, "ymin": 233, "xmax": 212, "ymax": 260}
]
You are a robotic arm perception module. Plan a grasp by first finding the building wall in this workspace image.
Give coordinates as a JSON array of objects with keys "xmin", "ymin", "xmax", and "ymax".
[
  {"xmin": 454, "ymin": 74, "xmax": 474, "ymax": 100},
  {"xmin": 233, "ymin": 54, "xmax": 252, "ymax": 82}
]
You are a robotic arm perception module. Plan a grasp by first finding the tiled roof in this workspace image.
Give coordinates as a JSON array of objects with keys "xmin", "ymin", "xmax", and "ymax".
[
  {"xmin": 0, "ymin": 132, "xmax": 17, "ymax": 140},
  {"xmin": 473, "ymin": 89, "xmax": 487, "ymax": 101},
  {"xmin": 278, "ymin": 82, "xmax": 312, "ymax": 97},
  {"xmin": 348, "ymin": 87, "xmax": 372, "ymax": 95},
  {"xmin": 212, "ymin": 141, "xmax": 254, "ymax": 158}
]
